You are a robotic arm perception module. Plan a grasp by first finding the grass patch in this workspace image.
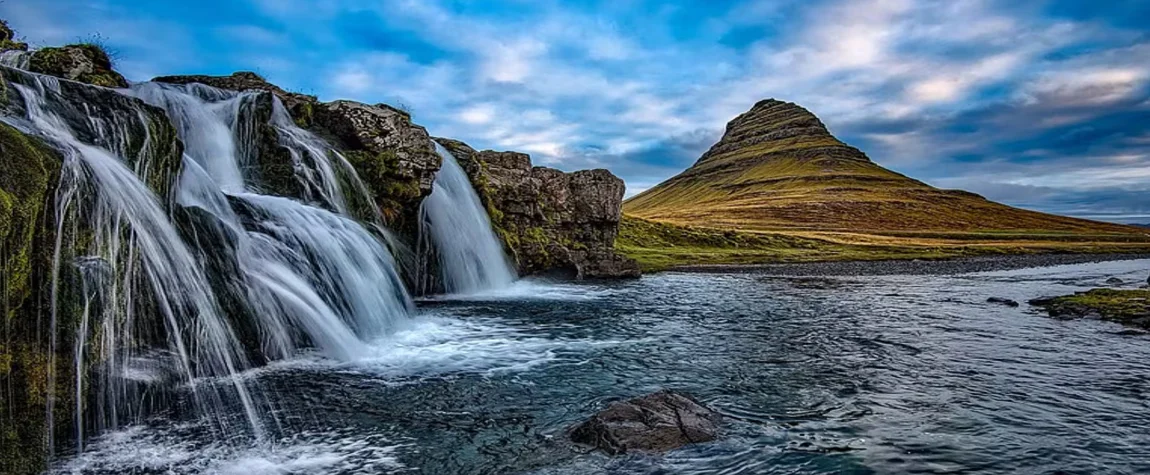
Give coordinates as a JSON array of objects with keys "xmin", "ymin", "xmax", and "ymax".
[
  {"xmin": 1035, "ymin": 289, "xmax": 1150, "ymax": 328},
  {"xmin": 616, "ymin": 215, "xmax": 1150, "ymax": 273}
]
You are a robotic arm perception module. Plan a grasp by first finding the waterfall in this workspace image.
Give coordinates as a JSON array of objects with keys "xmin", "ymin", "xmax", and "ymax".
[
  {"xmin": 126, "ymin": 81, "xmax": 413, "ymax": 358},
  {"xmin": 3, "ymin": 69, "xmax": 265, "ymax": 452},
  {"xmin": 0, "ymin": 65, "xmax": 415, "ymax": 458},
  {"xmin": 420, "ymin": 143, "xmax": 517, "ymax": 293}
]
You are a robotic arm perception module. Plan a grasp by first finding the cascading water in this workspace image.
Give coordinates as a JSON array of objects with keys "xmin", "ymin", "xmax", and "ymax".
[
  {"xmin": 128, "ymin": 82, "xmax": 413, "ymax": 360},
  {"xmin": 1, "ymin": 68, "xmax": 264, "ymax": 453},
  {"xmin": 420, "ymin": 143, "xmax": 517, "ymax": 293},
  {"xmin": 0, "ymin": 65, "xmax": 416, "ymax": 461}
]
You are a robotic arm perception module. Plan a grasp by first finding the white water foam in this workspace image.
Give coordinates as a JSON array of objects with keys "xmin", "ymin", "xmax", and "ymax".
[
  {"xmin": 422, "ymin": 279, "xmax": 619, "ymax": 302},
  {"xmin": 51, "ymin": 425, "xmax": 405, "ymax": 475}
]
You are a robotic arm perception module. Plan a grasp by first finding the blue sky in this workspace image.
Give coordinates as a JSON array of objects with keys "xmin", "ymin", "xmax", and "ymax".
[{"xmin": 5, "ymin": 0, "xmax": 1150, "ymax": 222}]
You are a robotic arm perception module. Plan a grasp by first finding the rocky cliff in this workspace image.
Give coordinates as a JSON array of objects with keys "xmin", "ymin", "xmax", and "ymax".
[
  {"xmin": 150, "ymin": 72, "xmax": 637, "ymax": 278},
  {"xmin": 436, "ymin": 139, "xmax": 639, "ymax": 279}
]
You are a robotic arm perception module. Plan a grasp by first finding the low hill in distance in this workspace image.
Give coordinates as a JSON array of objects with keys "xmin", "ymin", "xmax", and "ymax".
[{"xmin": 620, "ymin": 99, "xmax": 1150, "ymax": 270}]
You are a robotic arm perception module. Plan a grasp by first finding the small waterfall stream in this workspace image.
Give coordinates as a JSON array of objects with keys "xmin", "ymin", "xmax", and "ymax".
[{"xmin": 421, "ymin": 143, "xmax": 517, "ymax": 294}]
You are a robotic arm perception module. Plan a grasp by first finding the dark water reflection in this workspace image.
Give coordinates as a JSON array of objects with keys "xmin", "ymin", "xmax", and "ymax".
[{"xmin": 60, "ymin": 259, "xmax": 1150, "ymax": 474}]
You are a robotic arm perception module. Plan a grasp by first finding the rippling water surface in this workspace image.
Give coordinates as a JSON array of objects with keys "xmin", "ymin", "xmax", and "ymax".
[{"xmin": 57, "ymin": 259, "xmax": 1150, "ymax": 474}]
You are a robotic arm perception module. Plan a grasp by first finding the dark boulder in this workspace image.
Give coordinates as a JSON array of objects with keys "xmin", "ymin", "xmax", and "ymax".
[
  {"xmin": 987, "ymin": 297, "xmax": 1019, "ymax": 307},
  {"xmin": 1106, "ymin": 277, "xmax": 1124, "ymax": 285},
  {"xmin": 28, "ymin": 44, "xmax": 127, "ymax": 88},
  {"xmin": 570, "ymin": 391, "xmax": 720, "ymax": 455}
]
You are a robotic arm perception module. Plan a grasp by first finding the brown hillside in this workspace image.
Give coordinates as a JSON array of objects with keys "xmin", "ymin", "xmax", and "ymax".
[{"xmin": 624, "ymin": 99, "xmax": 1144, "ymax": 236}]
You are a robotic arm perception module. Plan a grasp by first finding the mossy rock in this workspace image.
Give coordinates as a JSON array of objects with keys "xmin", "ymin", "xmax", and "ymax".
[
  {"xmin": 1032, "ymin": 289, "xmax": 1150, "ymax": 328},
  {"xmin": 341, "ymin": 149, "xmax": 423, "ymax": 225},
  {"xmin": 0, "ymin": 124, "xmax": 63, "ymax": 475},
  {"xmin": 29, "ymin": 44, "xmax": 128, "ymax": 88},
  {"xmin": 0, "ymin": 19, "xmax": 28, "ymax": 52},
  {"xmin": 0, "ymin": 123, "xmax": 59, "ymax": 322}
]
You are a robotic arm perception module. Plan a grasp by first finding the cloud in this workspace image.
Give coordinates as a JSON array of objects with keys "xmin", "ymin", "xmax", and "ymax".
[{"xmin": 9, "ymin": 0, "xmax": 1150, "ymax": 221}]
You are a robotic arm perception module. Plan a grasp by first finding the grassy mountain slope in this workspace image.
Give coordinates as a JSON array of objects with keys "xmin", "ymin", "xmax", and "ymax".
[{"xmin": 620, "ymin": 99, "xmax": 1150, "ymax": 269}]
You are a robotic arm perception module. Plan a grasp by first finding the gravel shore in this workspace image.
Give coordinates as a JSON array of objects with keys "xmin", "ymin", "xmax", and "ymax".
[{"xmin": 673, "ymin": 253, "xmax": 1150, "ymax": 276}]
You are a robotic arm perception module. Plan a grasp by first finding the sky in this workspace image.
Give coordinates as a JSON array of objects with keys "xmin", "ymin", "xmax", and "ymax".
[{"xmin": 5, "ymin": 0, "xmax": 1150, "ymax": 222}]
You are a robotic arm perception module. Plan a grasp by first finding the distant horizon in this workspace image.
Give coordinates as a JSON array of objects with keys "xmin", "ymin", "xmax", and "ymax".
[{"xmin": 5, "ymin": 0, "xmax": 1149, "ymax": 223}]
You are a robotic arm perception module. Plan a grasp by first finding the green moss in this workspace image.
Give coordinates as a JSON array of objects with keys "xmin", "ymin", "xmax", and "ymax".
[
  {"xmin": 0, "ymin": 39, "xmax": 27, "ymax": 52},
  {"xmin": 0, "ymin": 124, "xmax": 57, "ymax": 322},
  {"xmin": 293, "ymin": 101, "xmax": 314, "ymax": 128},
  {"xmin": 522, "ymin": 226, "xmax": 548, "ymax": 244},
  {"xmin": 341, "ymin": 149, "xmax": 422, "ymax": 223},
  {"xmin": 1038, "ymin": 289, "xmax": 1150, "ymax": 327},
  {"xmin": 28, "ymin": 44, "xmax": 127, "ymax": 88}
]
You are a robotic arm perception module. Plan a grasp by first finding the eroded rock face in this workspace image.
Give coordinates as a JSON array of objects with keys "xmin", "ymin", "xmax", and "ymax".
[
  {"xmin": 311, "ymin": 100, "xmax": 440, "ymax": 226},
  {"xmin": 436, "ymin": 138, "xmax": 640, "ymax": 279},
  {"xmin": 570, "ymin": 391, "xmax": 721, "ymax": 454},
  {"xmin": 28, "ymin": 44, "xmax": 128, "ymax": 88}
]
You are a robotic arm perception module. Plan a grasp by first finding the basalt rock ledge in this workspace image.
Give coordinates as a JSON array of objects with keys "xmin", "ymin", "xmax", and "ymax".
[{"xmin": 436, "ymin": 138, "xmax": 640, "ymax": 279}]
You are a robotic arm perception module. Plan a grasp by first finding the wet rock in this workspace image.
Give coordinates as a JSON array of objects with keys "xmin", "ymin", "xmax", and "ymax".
[
  {"xmin": 570, "ymin": 391, "xmax": 720, "ymax": 455},
  {"xmin": 310, "ymin": 100, "xmax": 440, "ymax": 227},
  {"xmin": 987, "ymin": 297, "xmax": 1019, "ymax": 307},
  {"xmin": 28, "ymin": 44, "xmax": 127, "ymax": 88},
  {"xmin": 1106, "ymin": 277, "xmax": 1124, "ymax": 285},
  {"xmin": 1030, "ymin": 289, "xmax": 1150, "ymax": 328},
  {"xmin": 437, "ymin": 138, "xmax": 640, "ymax": 279}
]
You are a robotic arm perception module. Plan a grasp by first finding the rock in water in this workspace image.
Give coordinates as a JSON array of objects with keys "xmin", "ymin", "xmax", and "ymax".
[
  {"xmin": 570, "ymin": 391, "xmax": 720, "ymax": 454},
  {"xmin": 1106, "ymin": 277, "xmax": 1124, "ymax": 285},
  {"xmin": 987, "ymin": 297, "xmax": 1020, "ymax": 307}
]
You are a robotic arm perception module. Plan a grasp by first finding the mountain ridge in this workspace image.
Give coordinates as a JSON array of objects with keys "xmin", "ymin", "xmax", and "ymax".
[{"xmin": 625, "ymin": 99, "xmax": 1145, "ymax": 236}]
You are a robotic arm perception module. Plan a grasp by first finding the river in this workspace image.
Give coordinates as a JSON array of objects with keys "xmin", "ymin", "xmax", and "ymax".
[{"xmin": 54, "ymin": 258, "xmax": 1150, "ymax": 474}]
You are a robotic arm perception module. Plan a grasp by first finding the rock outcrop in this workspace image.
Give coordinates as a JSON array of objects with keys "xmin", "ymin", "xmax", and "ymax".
[
  {"xmin": 0, "ymin": 20, "xmax": 28, "ymax": 52},
  {"xmin": 570, "ymin": 391, "xmax": 721, "ymax": 454},
  {"xmin": 310, "ymin": 100, "xmax": 440, "ymax": 226},
  {"xmin": 437, "ymin": 138, "xmax": 640, "ymax": 279},
  {"xmin": 28, "ymin": 44, "xmax": 128, "ymax": 88},
  {"xmin": 987, "ymin": 297, "xmax": 1020, "ymax": 307},
  {"xmin": 154, "ymin": 71, "xmax": 317, "ymax": 123}
]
